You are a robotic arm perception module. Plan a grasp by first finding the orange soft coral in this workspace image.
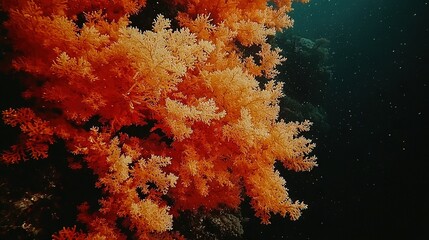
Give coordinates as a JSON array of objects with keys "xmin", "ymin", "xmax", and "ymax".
[
  {"xmin": 1, "ymin": 108, "xmax": 54, "ymax": 163},
  {"xmin": 1, "ymin": 0, "xmax": 316, "ymax": 238}
]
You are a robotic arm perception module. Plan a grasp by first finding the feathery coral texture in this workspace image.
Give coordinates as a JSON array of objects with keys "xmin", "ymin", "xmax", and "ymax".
[{"xmin": 1, "ymin": 0, "xmax": 317, "ymax": 238}]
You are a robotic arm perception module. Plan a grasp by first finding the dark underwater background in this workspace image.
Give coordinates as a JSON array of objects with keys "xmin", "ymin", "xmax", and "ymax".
[
  {"xmin": 244, "ymin": 0, "xmax": 428, "ymax": 239},
  {"xmin": 1, "ymin": 0, "xmax": 428, "ymax": 239}
]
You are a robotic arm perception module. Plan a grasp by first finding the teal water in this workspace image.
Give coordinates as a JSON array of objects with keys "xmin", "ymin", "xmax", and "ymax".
[{"xmin": 243, "ymin": 1, "xmax": 428, "ymax": 239}]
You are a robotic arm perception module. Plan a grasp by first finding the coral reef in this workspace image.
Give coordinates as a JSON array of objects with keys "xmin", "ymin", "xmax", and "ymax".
[
  {"xmin": 276, "ymin": 35, "xmax": 333, "ymax": 104},
  {"xmin": 0, "ymin": 0, "xmax": 316, "ymax": 238},
  {"xmin": 176, "ymin": 207, "xmax": 244, "ymax": 240},
  {"xmin": 275, "ymin": 34, "xmax": 332, "ymax": 131}
]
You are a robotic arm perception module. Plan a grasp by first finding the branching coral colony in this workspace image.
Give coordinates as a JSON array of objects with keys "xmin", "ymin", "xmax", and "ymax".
[{"xmin": 1, "ymin": 0, "xmax": 316, "ymax": 239}]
